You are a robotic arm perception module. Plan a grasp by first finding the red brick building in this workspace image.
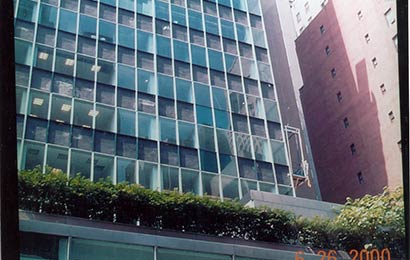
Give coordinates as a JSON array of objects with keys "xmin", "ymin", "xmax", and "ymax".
[{"xmin": 296, "ymin": 0, "xmax": 401, "ymax": 203}]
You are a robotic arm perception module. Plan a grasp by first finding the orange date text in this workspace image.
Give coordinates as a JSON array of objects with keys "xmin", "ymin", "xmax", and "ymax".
[{"xmin": 294, "ymin": 248, "xmax": 391, "ymax": 260}]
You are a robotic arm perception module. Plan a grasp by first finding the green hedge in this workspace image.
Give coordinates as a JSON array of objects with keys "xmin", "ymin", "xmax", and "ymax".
[{"xmin": 18, "ymin": 168, "xmax": 405, "ymax": 258}]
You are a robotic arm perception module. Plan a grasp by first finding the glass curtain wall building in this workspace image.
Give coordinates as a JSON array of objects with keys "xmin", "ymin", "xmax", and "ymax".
[{"xmin": 14, "ymin": 0, "xmax": 295, "ymax": 199}]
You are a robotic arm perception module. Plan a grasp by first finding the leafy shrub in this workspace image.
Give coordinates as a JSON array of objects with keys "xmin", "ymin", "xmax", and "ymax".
[{"xmin": 17, "ymin": 169, "xmax": 405, "ymax": 258}]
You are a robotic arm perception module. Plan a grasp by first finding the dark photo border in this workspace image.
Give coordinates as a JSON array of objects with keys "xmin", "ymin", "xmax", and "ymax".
[{"xmin": 0, "ymin": 0, "xmax": 409, "ymax": 259}]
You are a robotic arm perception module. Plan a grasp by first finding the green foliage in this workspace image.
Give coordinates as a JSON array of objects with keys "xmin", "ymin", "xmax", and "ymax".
[
  {"xmin": 295, "ymin": 188, "xmax": 405, "ymax": 258},
  {"xmin": 18, "ymin": 169, "xmax": 405, "ymax": 257}
]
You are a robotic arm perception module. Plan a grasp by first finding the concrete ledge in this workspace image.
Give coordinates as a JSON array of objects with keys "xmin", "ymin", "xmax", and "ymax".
[
  {"xmin": 241, "ymin": 191, "xmax": 341, "ymax": 218},
  {"xmin": 19, "ymin": 210, "xmax": 333, "ymax": 260}
]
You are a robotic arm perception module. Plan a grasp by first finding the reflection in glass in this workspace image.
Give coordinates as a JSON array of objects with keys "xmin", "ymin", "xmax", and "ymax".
[
  {"xmin": 117, "ymin": 158, "xmax": 136, "ymax": 184},
  {"xmin": 181, "ymin": 169, "xmax": 200, "ymax": 194},
  {"xmin": 116, "ymin": 135, "xmax": 137, "ymax": 158},
  {"xmin": 70, "ymin": 149, "xmax": 91, "ymax": 179},
  {"xmin": 93, "ymin": 154, "xmax": 114, "ymax": 182},
  {"xmin": 48, "ymin": 122, "xmax": 70, "ymax": 146}
]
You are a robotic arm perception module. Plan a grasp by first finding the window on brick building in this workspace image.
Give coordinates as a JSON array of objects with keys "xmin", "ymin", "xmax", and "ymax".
[
  {"xmin": 343, "ymin": 117, "xmax": 349, "ymax": 128},
  {"xmin": 388, "ymin": 111, "xmax": 395, "ymax": 122},
  {"xmin": 384, "ymin": 8, "xmax": 396, "ymax": 26},
  {"xmin": 393, "ymin": 35, "xmax": 398, "ymax": 50},
  {"xmin": 325, "ymin": 46, "xmax": 330, "ymax": 55},
  {"xmin": 296, "ymin": 12, "xmax": 301, "ymax": 23},
  {"xmin": 350, "ymin": 143, "xmax": 356, "ymax": 155},
  {"xmin": 336, "ymin": 91, "xmax": 342, "ymax": 102},
  {"xmin": 320, "ymin": 25, "xmax": 325, "ymax": 34},
  {"xmin": 357, "ymin": 172, "xmax": 364, "ymax": 184},
  {"xmin": 304, "ymin": 2, "xmax": 310, "ymax": 14},
  {"xmin": 372, "ymin": 57, "xmax": 378, "ymax": 67},
  {"xmin": 380, "ymin": 84, "xmax": 386, "ymax": 94},
  {"xmin": 364, "ymin": 33, "xmax": 370, "ymax": 43},
  {"xmin": 357, "ymin": 10, "xmax": 363, "ymax": 20},
  {"xmin": 331, "ymin": 68, "xmax": 336, "ymax": 78}
]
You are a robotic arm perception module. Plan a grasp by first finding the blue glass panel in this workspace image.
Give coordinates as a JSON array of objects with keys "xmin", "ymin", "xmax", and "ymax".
[
  {"xmin": 117, "ymin": 158, "xmax": 136, "ymax": 184},
  {"xmin": 14, "ymin": 40, "xmax": 33, "ymax": 66},
  {"xmin": 137, "ymin": 69, "xmax": 156, "ymax": 94},
  {"xmin": 160, "ymin": 118, "xmax": 177, "ymax": 144},
  {"xmin": 155, "ymin": 0, "xmax": 169, "ymax": 21},
  {"xmin": 97, "ymin": 60, "xmax": 116, "ymax": 85},
  {"xmin": 241, "ymin": 179, "xmax": 257, "ymax": 196},
  {"xmin": 256, "ymin": 161, "xmax": 274, "ymax": 182},
  {"xmin": 208, "ymin": 50, "xmax": 224, "ymax": 71},
  {"xmin": 221, "ymin": 176, "xmax": 239, "ymax": 199},
  {"xmin": 161, "ymin": 165, "xmax": 179, "ymax": 188},
  {"xmin": 71, "ymin": 126, "xmax": 93, "ymax": 151},
  {"xmin": 26, "ymin": 117, "xmax": 47, "ymax": 142},
  {"xmin": 137, "ymin": 31, "xmax": 154, "ymax": 53},
  {"xmin": 118, "ymin": 109, "xmax": 136, "ymax": 136},
  {"xmin": 118, "ymin": 25, "xmax": 135, "ymax": 48},
  {"xmin": 271, "ymin": 140, "xmax": 287, "ymax": 165},
  {"xmin": 34, "ymin": 45, "xmax": 53, "ymax": 70},
  {"xmin": 179, "ymin": 147, "xmax": 198, "ymax": 169},
  {"xmin": 221, "ymin": 20, "xmax": 235, "ymax": 39},
  {"xmin": 137, "ymin": 0, "xmax": 153, "ymax": 15},
  {"xmin": 39, "ymin": 4, "xmax": 57, "ymax": 28},
  {"xmin": 188, "ymin": 10, "xmax": 203, "ymax": 30},
  {"xmin": 212, "ymin": 87, "xmax": 227, "ymax": 110},
  {"xmin": 173, "ymin": 40, "xmax": 189, "ymax": 62},
  {"xmin": 247, "ymin": 0, "xmax": 261, "ymax": 15},
  {"xmin": 194, "ymin": 83, "xmax": 211, "ymax": 107},
  {"xmin": 48, "ymin": 122, "xmax": 70, "ymax": 146},
  {"xmin": 196, "ymin": 105, "xmax": 213, "ymax": 126},
  {"xmin": 191, "ymin": 45, "xmax": 206, "ymax": 66},
  {"xmin": 17, "ymin": 0, "xmax": 38, "ymax": 22},
  {"xmin": 264, "ymin": 100, "xmax": 280, "ymax": 122},
  {"xmin": 176, "ymin": 79, "xmax": 193, "ymax": 102},
  {"xmin": 70, "ymin": 150, "xmax": 91, "ymax": 179},
  {"xmin": 181, "ymin": 169, "xmax": 200, "ymax": 194},
  {"xmin": 205, "ymin": 15, "xmax": 219, "ymax": 34},
  {"xmin": 117, "ymin": 64, "xmax": 135, "ymax": 90},
  {"xmin": 198, "ymin": 125, "xmax": 215, "ymax": 151},
  {"xmin": 216, "ymin": 129, "xmax": 234, "ymax": 154},
  {"xmin": 178, "ymin": 121, "xmax": 196, "ymax": 148},
  {"xmin": 171, "ymin": 5, "xmax": 186, "ymax": 26},
  {"xmin": 99, "ymin": 20, "xmax": 116, "ymax": 43},
  {"xmin": 219, "ymin": 154, "xmax": 237, "ymax": 176},
  {"xmin": 94, "ymin": 131, "xmax": 115, "ymax": 155},
  {"xmin": 79, "ymin": 15, "xmax": 97, "ymax": 38},
  {"xmin": 258, "ymin": 62, "xmax": 272, "ymax": 83},
  {"xmin": 70, "ymin": 238, "xmax": 153, "ymax": 260},
  {"xmin": 157, "ymin": 74, "xmax": 174, "ymax": 98},
  {"xmin": 235, "ymin": 133, "xmax": 253, "ymax": 158},
  {"xmin": 101, "ymin": 0, "xmax": 117, "ymax": 7},
  {"xmin": 76, "ymin": 55, "xmax": 95, "ymax": 81},
  {"xmin": 233, "ymin": 0, "xmax": 247, "ymax": 11},
  {"xmin": 224, "ymin": 54, "xmax": 241, "ymax": 75},
  {"xmin": 156, "ymin": 35, "xmax": 172, "ymax": 58},
  {"xmin": 116, "ymin": 135, "xmax": 137, "ymax": 158},
  {"xmin": 202, "ymin": 172, "xmax": 220, "ymax": 197},
  {"xmin": 218, "ymin": 0, "xmax": 231, "ymax": 7},
  {"xmin": 200, "ymin": 150, "xmax": 218, "ymax": 173},
  {"xmin": 214, "ymin": 109, "xmax": 231, "ymax": 130},
  {"xmin": 59, "ymin": 9, "xmax": 77, "ymax": 33},
  {"xmin": 119, "ymin": 0, "xmax": 134, "ymax": 11},
  {"xmin": 252, "ymin": 28, "xmax": 266, "ymax": 47},
  {"xmin": 238, "ymin": 157, "xmax": 257, "ymax": 180},
  {"xmin": 138, "ymin": 161, "xmax": 159, "ymax": 188},
  {"xmin": 138, "ymin": 113, "xmax": 157, "ymax": 140},
  {"xmin": 253, "ymin": 137, "xmax": 270, "ymax": 162},
  {"xmin": 236, "ymin": 24, "xmax": 252, "ymax": 44}
]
